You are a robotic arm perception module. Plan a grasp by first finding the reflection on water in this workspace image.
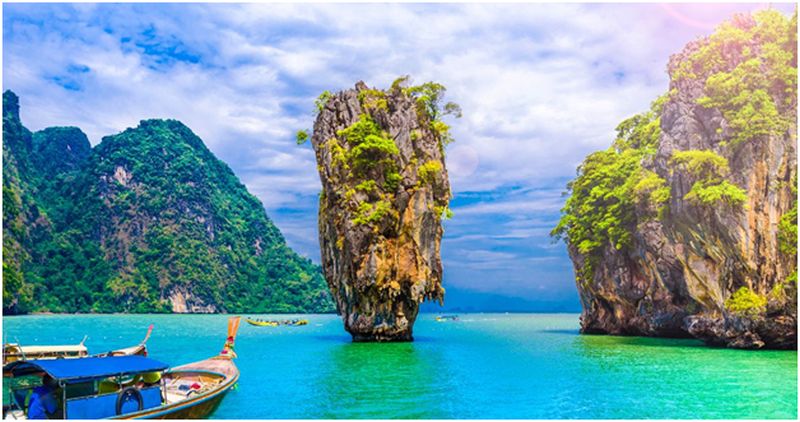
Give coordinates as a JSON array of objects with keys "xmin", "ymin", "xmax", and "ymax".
[{"xmin": 312, "ymin": 342, "xmax": 453, "ymax": 419}]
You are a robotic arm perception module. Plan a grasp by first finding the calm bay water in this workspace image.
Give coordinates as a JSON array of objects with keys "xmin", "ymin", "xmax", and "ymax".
[{"xmin": 2, "ymin": 313, "xmax": 796, "ymax": 419}]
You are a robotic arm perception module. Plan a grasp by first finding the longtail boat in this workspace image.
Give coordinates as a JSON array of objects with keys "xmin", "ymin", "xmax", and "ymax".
[
  {"xmin": 94, "ymin": 325, "xmax": 154, "ymax": 358},
  {"xmin": 2, "ymin": 325, "xmax": 154, "ymax": 365},
  {"xmin": 245, "ymin": 317, "xmax": 308, "ymax": 327},
  {"xmin": 2, "ymin": 338, "xmax": 88, "ymax": 364},
  {"xmin": 2, "ymin": 317, "xmax": 241, "ymax": 419},
  {"xmin": 245, "ymin": 318, "xmax": 278, "ymax": 327},
  {"xmin": 435, "ymin": 315, "xmax": 459, "ymax": 322}
]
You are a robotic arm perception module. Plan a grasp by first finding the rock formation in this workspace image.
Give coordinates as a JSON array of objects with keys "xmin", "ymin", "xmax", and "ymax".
[
  {"xmin": 309, "ymin": 79, "xmax": 456, "ymax": 341},
  {"xmin": 2, "ymin": 91, "xmax": 334, "ymax": 314},
  {"xmin": 554, "ymin": 11, "xmax": 797, "ymax": 349}
]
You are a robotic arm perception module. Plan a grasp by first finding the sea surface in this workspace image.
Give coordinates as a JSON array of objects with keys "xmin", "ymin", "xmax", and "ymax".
[{"xmin": 2, "ymin": 313, "xmax": 797, "ymax": 419}]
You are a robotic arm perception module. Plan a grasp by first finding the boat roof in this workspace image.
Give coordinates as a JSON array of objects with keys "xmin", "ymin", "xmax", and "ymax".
[
  {"xmin": 4, "ymin": 355, "xmax": 168, "ymax": 383},
  {"xmin": 7, "ymin": 344, "xmax": 88, "ymax": 354}
]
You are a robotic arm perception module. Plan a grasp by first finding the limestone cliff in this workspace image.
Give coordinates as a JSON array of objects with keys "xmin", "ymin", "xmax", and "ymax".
[
  {"xmin": 309, "ymin": 79, "xmax": 457, "ymax": 341},
  {"xmin": 554, "ymin": 11, "xmax": 797, "ymax": 349}
]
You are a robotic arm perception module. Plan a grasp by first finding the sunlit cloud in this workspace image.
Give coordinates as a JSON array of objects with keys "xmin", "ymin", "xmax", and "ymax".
[{"xmin": 4, "ymin": 2, "xmax": 792, "ymax": 310}]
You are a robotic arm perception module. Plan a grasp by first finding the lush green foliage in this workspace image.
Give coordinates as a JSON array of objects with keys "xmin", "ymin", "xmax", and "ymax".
[
  {"xmin": 788, "ymin": 270, "xmax": 798, "ymax": 287},
  {"xmin": 403, "ymin": 81, "xmax": 458, "ymax": 121},
  {"xmin": 2, "ymin": 91, "xmax": 334, "ymax": 314},
  {"xmin": 315, "ymin": 90, "xmax": 333, "ymax": 112},
  {"xmin": 670, "ymin": 150, "xmax": 747, "ymax": 207},
  {"xmin": 336, "ymin": 114, "xmax": 401, "ymax": 185},
  {"xmin": 313, "ymin": 80, "xmax": 454, "ymax": 232},
  {"xmin": 552, "ymin": 103, "xmax": 664, "ymax": 283},
  {"xmin": 778, "ymin": 176, "xmax": 797, "ymax": 256},
  {"xmin": 677, "ymin": 10, "xmax": 796, "ymax": 147},
  {"xmin": 417, "ymin": 160, "xmax": 443, "ymax": 185},
  {"xmin": 393, "ymin": 76, "xmax": 461, "ymax": 149},
  {"xmin": 2, "ymin": 91, "xmax": 36, "ymax": 313},
  {"xmin": 357, "ymin": 89, "xmax": 388, "ymax": 111},
  {"xmin": 669, "ymin": 150, "xmax": 729, "ymax": 177},
  {"xmin": 352, "ymin": 200, "xmax": 395, "ymax": 226},
  {"xmin": 434, "ymin": 204, "xmax": 454, "ymax": 220},
  {"xmin": 687, "ymin": 180, "xmax": 748, "ymax": 206},
  {"xmin": 337, "ymin": 114, "xmax": 382, "ymax": 144},
  {"xmin": 332, "ymin": 113, "xmax": 402, "ymax": 227},
  {"xmin": 355, "ymin": 180, "xmax": 377, "ymax": 193},
  {"xmin": 634, "ymin": 170, "xmax": 670, "ymax": 216},
  {"xmin": 349, "ymin": 134, "xmax": 400, "ymax": 170},
  {"xmin": 296, "ymin": 129, "xmax": 309, "ymax": 145},
  {"xmin": 725, "ymin": 286, "xmax": 767, "ymax": 317}
]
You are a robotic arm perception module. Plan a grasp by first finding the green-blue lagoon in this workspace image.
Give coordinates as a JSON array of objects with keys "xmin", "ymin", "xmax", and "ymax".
[{"xmin": 2, "ymin": 314, "xmax": 796, "ymax": 419}]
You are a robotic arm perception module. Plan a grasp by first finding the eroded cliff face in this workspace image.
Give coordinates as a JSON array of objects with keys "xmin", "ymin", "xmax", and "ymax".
[
  {"xmin": 310, "ymin": 80, "xmax": 453, "ymax": 341},
  {"xmin": 558, "ymin": 12, "xmax": 797, "ymax": 349}
]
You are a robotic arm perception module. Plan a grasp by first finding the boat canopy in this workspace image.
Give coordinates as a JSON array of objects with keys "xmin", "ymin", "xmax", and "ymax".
[
  {"xmin": 12, "ymin": 344, "xmax": 88, "ymax": 354},
  {"xmin": 4, "ymin": 355, "xmax": 168, "ymax": 383}
]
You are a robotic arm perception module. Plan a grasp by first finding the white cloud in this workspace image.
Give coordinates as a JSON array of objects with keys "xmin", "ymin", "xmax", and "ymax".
[{"xmin": 5, "ymin": 2, "xmax": 789, "ymax": 306}]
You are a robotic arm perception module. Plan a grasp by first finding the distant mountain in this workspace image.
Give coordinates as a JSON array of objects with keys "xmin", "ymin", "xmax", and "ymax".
[
  {"xmin": 420, "ymin": 285, "xmax": 580, "ymax": 313},
  {"xmin": 2, "ymin": 90, "xmax": 334, "ymax": 314}
]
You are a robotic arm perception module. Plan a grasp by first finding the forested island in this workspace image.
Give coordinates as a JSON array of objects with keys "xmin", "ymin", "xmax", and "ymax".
[
  {"xmin": 2, "ymin": 91, "xmax": 334, "ymax": 314},
  {"xmin": 553, "ymin": 10, "xmax": 797, "ymax": 349}
]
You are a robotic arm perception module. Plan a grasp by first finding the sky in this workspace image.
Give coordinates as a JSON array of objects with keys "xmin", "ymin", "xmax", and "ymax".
[{"xmin": 3, "ymin": 2, "xmax": 795, "ymax": 312}]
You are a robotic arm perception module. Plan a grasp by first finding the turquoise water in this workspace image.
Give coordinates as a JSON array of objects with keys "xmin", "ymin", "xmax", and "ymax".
[{"xmin": 2, "ymin": 313, "xmax": 796, "ymax": 419}]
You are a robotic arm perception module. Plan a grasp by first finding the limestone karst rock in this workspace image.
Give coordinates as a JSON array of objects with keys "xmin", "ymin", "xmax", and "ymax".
[
  {"xmin": 554, "ymin": 11, "xmax": 797, "ymax": 349},
  {"xmin": 309, "ymin": 79, "xmax": 456, "ymax": 341}
]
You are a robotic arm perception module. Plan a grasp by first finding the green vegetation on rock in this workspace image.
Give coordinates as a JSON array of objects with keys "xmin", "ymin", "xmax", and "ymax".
[
  {"xmin": 315, "ymin": 90, "xmax": 333, "ymax": 112},
  {"xmin": 553, "ymin": 10, "xmax": 796, "ymax": 348},
  {"xmin": 778, "ymin": 176, "xmax": 798, "ymax": 292},
  {"xmin": 778, "ymin": 176, "xmax": 797, "ymax": 256},
  {"xmin": 357, "ymin": 88, "xmax": 388, "ymax": 111},
  {"xmin": 551, "ymin": 100, "xmax": 665, "ymax": 283},
  {"xmin": 352, "ymin": 200, "xmax": 395, "ymax": 227},
  {"xmin": 725, "ymin": 286, "xmax": 767, "ymax": 317},
  {"xmin": 670, "ymin": 150, "xmax": 747, "ymax": 207},
  {"xmin": 296, "ymin": 129, "xmax": 310, "ymax": 145},
  {"xmin": 394, "ymin": 76, "xmax": 461, "ymax": 148},
  {"xmin": 309, "ymin": 79, "xmax": 454, "ymax": 341},
  {"xmin": 677, "ymin": 10, "xmax": 797, "ymax": 147},
  {"xmin": 304, "ymin": 79, "xmax": 459, "ymax": 231},
  {"xmin": 336, "ymin": 114, "xmax": 401, "ymax": 190},
  {"xmin": 417, "ymin": 160, "xmax": 443, "ymax": 185},
  {"xmin": 634, "ymin": 170, "xmax": 670, "ymax": 217},
  {"xmin": 2, "ymin": 90, "xmax": 334, "ymax": 314}
]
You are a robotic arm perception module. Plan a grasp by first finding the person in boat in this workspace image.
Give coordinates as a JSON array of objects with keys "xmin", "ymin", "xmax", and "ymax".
[
  {"xmin": 136, "ymin": 371, "xmax": 162, "ymax": 388},
  {"xmin": 27, "ymin": 374, "xmax": 61, "ymax": 419}
]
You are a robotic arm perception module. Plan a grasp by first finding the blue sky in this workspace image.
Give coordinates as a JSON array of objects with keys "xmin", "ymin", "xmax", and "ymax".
[{"xmin": 3, "ymin": 2, "xmax": 795, "ymax": 311}]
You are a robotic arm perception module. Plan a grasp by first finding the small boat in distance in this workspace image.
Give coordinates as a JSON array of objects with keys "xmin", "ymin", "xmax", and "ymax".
[
  {"xmin": 245, "ymin": 317, "xmax": 308, "ymax": 327},
  {"xmin": 3, "ymin": 317, "xmax": 241, "ymax": 419},
  {"xmin": 2, "ymin": 325, "xmax": 154, "ymax": 364},
  {"xmin": 435, "ymin": 315, "xmax": 459, "ymax": 322},
  {"xmin": 245, "ymin": 318, "xmax": 279, "ymax": 327}
]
